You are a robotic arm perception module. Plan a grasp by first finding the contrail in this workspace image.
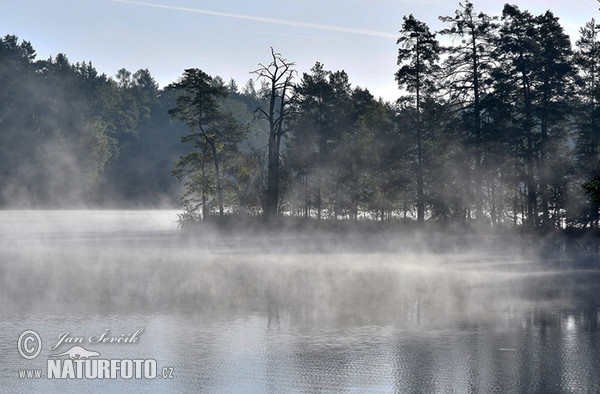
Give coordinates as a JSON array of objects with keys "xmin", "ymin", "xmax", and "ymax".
[{"xmin": 109, "ymin": 0, "xmax": 397, "ymax": 39}]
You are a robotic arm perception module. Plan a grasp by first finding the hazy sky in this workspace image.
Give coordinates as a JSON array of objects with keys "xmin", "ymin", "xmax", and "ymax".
[{"xmin": 2, "ymin": 0, "xmax": 598, "ymax": 100}]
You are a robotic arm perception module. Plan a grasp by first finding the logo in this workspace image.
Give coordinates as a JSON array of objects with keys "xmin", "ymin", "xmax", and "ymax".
[
  {"xmin": 49, "ymin": 345, "xmax": 101, "ymax": 359},
  {"xmin": 17, "ymin": 328, "xmax": 175, "ymax": 380},
  {"xmin": 17, "ymin": 330, "xmax": 42, "ymax": 360}
]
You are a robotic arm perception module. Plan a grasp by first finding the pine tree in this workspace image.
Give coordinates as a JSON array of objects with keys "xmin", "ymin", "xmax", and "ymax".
[
  {"xmin": 439, "ymin": 1, "xmax": 498, "ymax": 224},
  {"xmin": 396, "ymin": 14, "xmax": 440, "ymax": 223}
]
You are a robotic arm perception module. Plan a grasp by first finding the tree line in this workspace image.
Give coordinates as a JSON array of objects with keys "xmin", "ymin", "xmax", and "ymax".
[{"xmin": 1, "ymin": 1, "xmax": 600, "ymax": 231}]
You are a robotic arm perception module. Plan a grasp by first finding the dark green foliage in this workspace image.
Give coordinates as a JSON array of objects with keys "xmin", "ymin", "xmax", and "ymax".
[
  {"xmin": 489, "ymin": 5, "xmax": 576, "ymax": 228},
  {"xmin": 167, "ymin": 69, "xmax": 246, "ymax": 220},
  {"xmin": 0, "ymin": 37, "xmax": 117, "ymax": 206},
  {"xmin": 0, "ymin": 35, "xmax": 188, "ymax": 207},
  {"xmin": 396, "ymin": 14, "xmax": 441, "ymax": 223},
  {"xmin": 2, "ymin": 0, "xmax": 600, "ymax": 232},
  {"xmin": 583, "ymin": 177, "xmax": 600, "ymax": 204},
  {"xmin": 439, "ymin": 1, "xmax": 498, "ymax": 223}
]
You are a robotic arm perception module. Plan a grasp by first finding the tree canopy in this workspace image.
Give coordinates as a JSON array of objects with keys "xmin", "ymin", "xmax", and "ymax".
[{"xmin": 2, "ymin": 1, "xmax": 600, "ymax": 231}]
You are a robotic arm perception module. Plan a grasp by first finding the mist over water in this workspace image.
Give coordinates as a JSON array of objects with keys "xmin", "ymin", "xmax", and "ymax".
[{"xmin": 1, "ymin": 210, "xmax": 599, "ymax": 393}]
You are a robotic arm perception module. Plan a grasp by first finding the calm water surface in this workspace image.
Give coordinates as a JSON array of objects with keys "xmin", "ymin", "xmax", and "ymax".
[{"xmin": 0, "ymin": 210, "xmax": 599, "ymax": 393}]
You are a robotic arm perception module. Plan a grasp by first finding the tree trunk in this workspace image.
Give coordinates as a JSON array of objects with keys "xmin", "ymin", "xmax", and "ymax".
[
  {"xmin": 513, "ymin": 166, "xmax": 518, "ymax": 227},
  {"xmin": 489, "ymin": 176, "xmax": 497, "ymax": 226},
  {"xmin": 526, "ymin": 140, "xmax": 536, "ymax": 228},
  {"xmin": 471, "ymin": 28, "xmax": 484, "ymax": 224},
  {"xmin": 416, "ymin": 117, "xmax": 425, "ymax": 224},
  {"xmin": 210, "ymin": 141, "xmax": 224, "ymax": 218},
  {"xmin": 316, "ymin": 176, "xmax": 322, "ymax": 220},
  {"xmin": 265, "ymin": 128, "xmax": 279, "ymax": 223},
  {"xmin": 522, "ymin": 71, "xmax": 537, "ymax": 229},
  {"xmin": 303, "ymin": 174, "xmax": 309, "ymax": 218},
  {"xmin": 415, "ymin": 41, "xmax": 425, "ymax": 225},
  {"xmin": 201, "ymin": 156, "xmax": 208, "ymax": 220},
  {"xmin": 539, "ymin": 120, "xmax": 550, "ymax": 228}
]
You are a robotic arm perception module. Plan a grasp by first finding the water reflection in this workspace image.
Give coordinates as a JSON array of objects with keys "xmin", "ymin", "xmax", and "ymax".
[{"xmin": 0, "ymin": 211, "xmax": 599, "ymax": 393}]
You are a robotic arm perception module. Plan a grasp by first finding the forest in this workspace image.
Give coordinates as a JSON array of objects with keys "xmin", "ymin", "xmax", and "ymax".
[{"xmin": 2, "ymin": 1, "xmax": 600, "ymax": 232}]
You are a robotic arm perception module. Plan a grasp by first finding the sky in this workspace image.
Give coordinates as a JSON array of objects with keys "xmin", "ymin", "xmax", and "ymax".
[{"xmin": 2, "ymin": 0, "xmax": 599, "ymax": 101}]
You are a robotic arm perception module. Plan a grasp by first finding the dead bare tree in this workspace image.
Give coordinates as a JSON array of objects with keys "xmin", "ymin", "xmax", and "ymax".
[{"xmin": 252, "ymin": 48, "xmax": 296, "ymax": 224}]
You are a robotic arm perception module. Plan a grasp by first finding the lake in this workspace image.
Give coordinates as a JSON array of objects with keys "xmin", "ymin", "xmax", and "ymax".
[{"xmin": 1, "ymin": 210, "xmax": 599, "ymax": 393}]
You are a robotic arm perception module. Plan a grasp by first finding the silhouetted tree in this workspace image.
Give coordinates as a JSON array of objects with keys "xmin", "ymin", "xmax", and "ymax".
[
  {"xmin": 534, "ymin": 11, "xmax": 575, "ymax": 228},
  {"xmin": 396, "ymin": 14, "xmax": 441, "ymax": 223},
  {"xmin": 168, "ymin": 69, "xmax": 244, "ymax": 218},
  {"xmin": 287, "ymin": 63, "xmax": 355, "ymax": 219},
  {"xmin": 252, "ymin": 48, "xmax": 296, "ymax": 223},
  {"xmin": 7, "ymin": 3, "xmax": 600, "ymax": 233},
  {"xmin": 575, "ymin": 19, "xmax": 600, "ymax": 227},
  {"xmin": 493, "ymin": 5, "xmax": 575, "ymax": 229},
  {"xmin": 495, "ymin": 5, "xmax": 539, "ymax": 228},
  {"xmin": 439, "ymin": 1, "xmax": 498, "ymax": 224}
]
